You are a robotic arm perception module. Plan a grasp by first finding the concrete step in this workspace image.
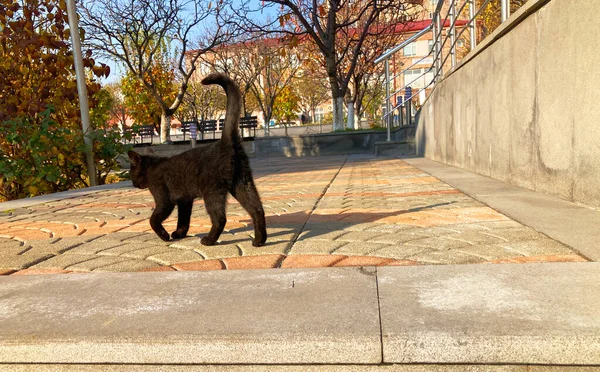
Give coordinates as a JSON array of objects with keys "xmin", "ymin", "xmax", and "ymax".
[
  {"xmin": 374, "ymin": 140, "xmax": 416, "ymax": 156},
  {"xmin": 1, "ymin": 263, "xmax": 599, "ymax": 366}
]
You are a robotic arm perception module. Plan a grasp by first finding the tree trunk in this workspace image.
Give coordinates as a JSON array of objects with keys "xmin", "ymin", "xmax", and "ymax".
[
  {"xmin": 347, "ymin": 101, "xmax": 356, "ymax": 130},
  {"xmin": 262, "ymin": 112, "xmax": 271, "ymax": 137},
  {"xmin": 160, "ymin": 111, "xmax": 172, "ymax": 143},
  {"xmin": 333, "ymin": 96, "xmax": 345, "ymax": 131}
]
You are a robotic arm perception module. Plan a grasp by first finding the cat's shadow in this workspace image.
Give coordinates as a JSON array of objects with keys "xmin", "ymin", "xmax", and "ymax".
[{"xmin": 178, "ymin": 202, "xmax": 456, "ymax": 246}]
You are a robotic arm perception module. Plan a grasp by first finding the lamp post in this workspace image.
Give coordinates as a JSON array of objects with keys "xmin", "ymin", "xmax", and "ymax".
[{"xmin": 66, "ymin": 0, "xmax": 97, "ymax": 186}]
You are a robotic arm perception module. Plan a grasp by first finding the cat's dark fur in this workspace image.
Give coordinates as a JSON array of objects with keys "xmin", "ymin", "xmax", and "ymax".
[{"xmin": 127, "ymin": 73, "xmax": 267, "ymax": 247}]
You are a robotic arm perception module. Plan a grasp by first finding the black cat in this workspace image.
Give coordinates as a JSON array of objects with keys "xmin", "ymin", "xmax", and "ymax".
[{"xmin": 127, "ymin": 73, "xmax": 267, "ymax": 247}]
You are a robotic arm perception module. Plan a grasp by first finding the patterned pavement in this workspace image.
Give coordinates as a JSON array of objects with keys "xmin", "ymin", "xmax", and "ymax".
[{"xmin": 0, "ymin": 155, "xmax": 586, "ymax": 275}]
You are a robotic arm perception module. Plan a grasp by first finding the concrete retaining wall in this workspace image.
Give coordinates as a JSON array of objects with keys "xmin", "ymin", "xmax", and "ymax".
[{"xmin": 415, "ymin": 0, "xmax": 600, "ymax": 209}]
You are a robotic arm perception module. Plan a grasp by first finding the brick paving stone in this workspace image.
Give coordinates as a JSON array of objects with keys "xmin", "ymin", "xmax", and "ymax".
[
  {"xmin": 332, "ymin": 242, "xmax": 390, "ymax": 256},
  {"xmin": 237, "ymin": 241, "xmax": 290, "ymax": 257},
  {"xmin": 141, "ymin": 265, "xmax": 176, "ymax": 272},
  {"xmin": 222, "ymin": 254, "xmax": 284, "ymax": 270},
  {"xmin": 62, "ymin": 241, "xmax": 126, "ymax": 255},
  {"xmin": 483, "ymin": 227, "xmax": 551, "ymax": 242},
  {"xmin": 368, "ymin": 231, "xmax": 426, "ymax": 244},
  {"xmin": 367, "ymin": 244, "xmax": 432, "ymax": 260},
  {"xmin": 147, "ymin": 250, "xmax": 205, "ymax": 265},
  {"xmin": 12, "ymin": 268, "xmax": 71, "ymax": 275},
  {"xmin": 488, "ymin": 254, "xmax": 587, "ymax": 264},
  {"xmin": 287, "ymin": 240, "xmax": 348, "ymax": 255},
  {"xmin": 333, "ymin": 231, "xmax": 386, "ymax": 243},
  {"xmin": 296, "ymin": 230, "xmax": 348, "ymax": 241},
  {"xmin": 24, "ymin": 235, "xmax": 104, "ymax": 255},
  {"xmin": 333, "ymin": 256, "xmax": 395, "ymax": 267},
  {"xmin": 405, "ymin": 236, "xmax": 473, "ymax": 250},
  {"xmin": 67, "ymin": 256, "xmax": 132, "ymax": 272},
  {"xmin": 0, "ymin": 253, "xmax": 54, "ymax": 270},
  {"xmin": 99, "ymin": 244, "xmax": 172, "ymax": 258},
  {"xmin": 192, "ymin": 244, "xmax": 242, "ymax": 260},
  {"xmin": 445, "ymin": 231, "xmax": 510, "ymax": 245},
  {"xmin": 280, "ymin": 254, "xmax": 347, "ymax": 268},
  {"xmin": 409, "ymin": 249, "xmax": 488, "ymax": 265},
  {"xmin": 31, "ymin": 254, "xmax": 97, "ymax": 270},
  {"xmin": 453, "ymin": 244, "xmax": 527, "ymax": 261},
  {"xmin": 93, "ymin": 259, "xmax": 162, "ymax": 272},
  {"xmin": 4, "ymin": 228, "xmax": 52, "ymax": 241},
  {"xmin": 172, "ymin": 260, "xmax": 225, "ymax": 271},
  {"xmin": 498, "ymin": 239, "xmax": 576, "ymax": 257}
]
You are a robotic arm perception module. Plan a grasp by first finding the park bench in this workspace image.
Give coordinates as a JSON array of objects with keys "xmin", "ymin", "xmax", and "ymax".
[
  {"xmin": 181, "ymin": 120, "xmax": 198, "ymax": 141},
  {"xmin": 199, "ymin": 119, "xmax": 217, "ymax": 140},
  {"xmin": 138, "ymin": 124, "xmax": 156, "ymax": 144},
  {"xmin": 218, "ymin": 116, "xmax": 257, "ymax": 140},
  {"xmin": 240, "ymin": 116, "xmax": 258, "ymax": 139}
]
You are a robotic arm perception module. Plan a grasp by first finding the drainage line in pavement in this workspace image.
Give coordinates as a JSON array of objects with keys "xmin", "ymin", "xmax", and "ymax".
[{"xmin": 278, "ymin": 155, "xmax": 349, "ymax": 264}]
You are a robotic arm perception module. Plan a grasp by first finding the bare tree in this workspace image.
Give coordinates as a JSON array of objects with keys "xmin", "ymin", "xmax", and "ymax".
[
  {"xmin": 80, "ymin": 0, "xmax": 233, "ymax": 143},
  {"xmin": 204, "ymin": 37, "xmax": 262, "ymax": 117},
  {"xmin": 208, "ymin": 37, "xmax": 302, "ymax": 135},
  {"xmin": 233, "ymin": 0, "xmax": 421, "ymax": 131},
  {"xmin": 178, "ymin": 79, "xmax": 226, "ymax": 123}
]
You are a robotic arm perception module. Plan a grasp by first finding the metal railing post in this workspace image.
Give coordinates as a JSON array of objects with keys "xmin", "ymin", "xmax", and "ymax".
[
  {"xmin": 501, "ymin": 0, "xmax": 509, "ymax": 22},
  {"xmin": 432, "ymin": 19, "xmax": 438, "ymax": 82},
  {"xmin": 435, "ymin": 13, "xmax": 443, "ymax": 78},
  {"xmin": 468, "ymin": 0, "xmax": 476, "ymax": 51},
  {"xmin": 449, "ymin": 0, "xmax": 457, "ymax": 68},
  {"xmin": 385, "ymin": 59, "xmax": 392, "ymax": 141}
]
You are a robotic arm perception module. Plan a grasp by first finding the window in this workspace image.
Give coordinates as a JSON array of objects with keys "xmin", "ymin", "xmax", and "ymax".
[
  {"xmin": 315, "ymin": 107, "xmax": 325, "ymax": 123},
  {"xmin": 404, "ymin": 69, "xmax": 424, "ymax": 88},
  {"xmin": 428, "ymin": 39, "xmax": 434, "ymax": 53},
  {"xmin": 403, "ymin": 42, "xmax": 417, "ymax": 57}
]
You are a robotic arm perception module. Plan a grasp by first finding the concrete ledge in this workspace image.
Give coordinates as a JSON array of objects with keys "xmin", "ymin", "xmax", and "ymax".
[
  {"xmin": 0, "ymin": 181, "xmax": 132, "ymax": 211},
  {"xmin": 0, "ymin": 268, "xmax": 381, "ymax": 364},
  {"xmin": 374, "ymin": 141, "xmax": 416, "ymax": 156},
  {"xmin": 1, "ymin": 264, "xmax": 600, "ymax": 366},
  {"xmin": 379, "ymin": 262, "xmax": 600, "ymax": 364}
]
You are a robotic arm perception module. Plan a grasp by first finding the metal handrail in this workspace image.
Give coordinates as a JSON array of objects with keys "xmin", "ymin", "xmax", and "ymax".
[{"xmin": 376, "ymin": 0, "xmax": 510, "ymax": 141}]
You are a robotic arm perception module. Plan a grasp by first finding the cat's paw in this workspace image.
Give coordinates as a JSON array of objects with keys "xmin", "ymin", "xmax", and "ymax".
[
  {"xmin": 252, "ymin": 239, "xmax": 265, "ymax": 247},
  {"xmin": 171, "ymin": 230, "xmax": 187, "ymax": 240},
  {"xmin": 157, "ymin": 231, "xmax": 171, "ymax": 242},
  {"xmin": 201, "ymin": 236, "xmax": 217, "ymax": 246}
]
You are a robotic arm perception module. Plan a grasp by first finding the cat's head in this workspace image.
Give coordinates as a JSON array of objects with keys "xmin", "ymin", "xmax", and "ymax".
[{"xmin": 128, "ymin": 151, "xmax": 149, "ymax": 189}]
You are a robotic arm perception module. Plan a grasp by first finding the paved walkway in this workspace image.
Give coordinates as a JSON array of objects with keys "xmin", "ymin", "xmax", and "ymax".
[{"xmin": 0, "ymin": 155, "xmax": 589, "ymax": 275}]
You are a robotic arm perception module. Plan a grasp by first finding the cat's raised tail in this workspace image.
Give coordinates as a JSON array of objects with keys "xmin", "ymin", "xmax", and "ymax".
[{"xmin": 201, "ymin": 73, "xmax": 242, "ymax": 144}]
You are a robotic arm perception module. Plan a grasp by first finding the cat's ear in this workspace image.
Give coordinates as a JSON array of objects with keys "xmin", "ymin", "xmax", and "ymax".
[{"xmin": 128, "ymin": 151, "xmax": 141, "ymax": 166}]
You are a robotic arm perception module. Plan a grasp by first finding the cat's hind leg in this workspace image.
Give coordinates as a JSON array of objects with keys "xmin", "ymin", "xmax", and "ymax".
[
  {"xmin": 232, "ymin": 181, "xmax": 267, "ymax": 247},
  {"xmin": 150, "ymin": 201, "xmax": 175, "ymax": 242},
  {"xmin": 172, "ymin": 199, "xmax": 193, "ymax": 239},
  {"xmin": 201, "ymin": 193, "xmax": 227, "ymax": 246}
]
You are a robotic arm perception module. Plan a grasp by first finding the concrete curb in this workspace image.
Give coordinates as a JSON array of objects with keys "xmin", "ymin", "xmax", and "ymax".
[
  {"xmin": 0, "ymin": 181, "xmax": 133, "ymax": 211},
  {"xmin": 1, "ymin": 263, "xmax": 599, "ymax": 365}
]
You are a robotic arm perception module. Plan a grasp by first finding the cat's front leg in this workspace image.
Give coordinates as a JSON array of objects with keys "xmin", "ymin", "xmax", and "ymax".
[{"xmin": 150, "ymin": 202, "xmax": 175, "ymax": 242}]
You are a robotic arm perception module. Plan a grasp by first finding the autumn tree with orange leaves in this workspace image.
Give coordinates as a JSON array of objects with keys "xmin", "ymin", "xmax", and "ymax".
[{"xmin": 0, "ymin": 0, "xmax": 128, "ymax": 201}]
